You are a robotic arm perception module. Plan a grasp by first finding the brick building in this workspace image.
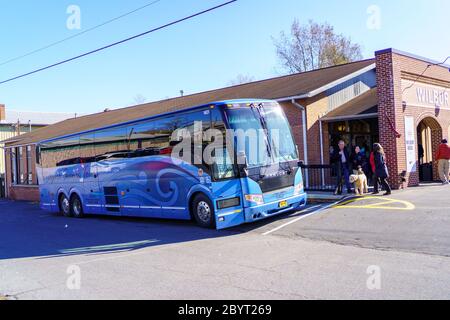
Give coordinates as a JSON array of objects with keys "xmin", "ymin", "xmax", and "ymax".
[
  {"xmin": 0, "ymin": 105, "xmax": 77, "ymax": 199},
  {"xmin": 2, "ymin": 48, "xmax": 450, "ymax": 201}
]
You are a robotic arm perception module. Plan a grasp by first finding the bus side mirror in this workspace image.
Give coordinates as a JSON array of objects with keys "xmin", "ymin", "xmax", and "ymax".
[{"xmin": 298, "ymin": 160, "xmax": 304, "ymax": 167}]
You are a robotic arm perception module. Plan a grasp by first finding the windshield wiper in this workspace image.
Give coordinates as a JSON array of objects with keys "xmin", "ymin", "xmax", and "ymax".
[
  {"xmin": 252, "ymin": 104, "xmax": 272, "ymax": 158},
  {"xmin": 250, "ymin": 105, "xmax": 273, "ymax": 179},
  {"xmin": 257, "ymin": 104, "xmax": 293, "ymax": 174}
]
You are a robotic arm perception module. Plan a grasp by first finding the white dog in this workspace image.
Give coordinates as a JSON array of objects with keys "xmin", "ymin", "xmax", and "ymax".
[{"xmin": 349, "ymin": 168, "xmax": 369, "ymax": 195}]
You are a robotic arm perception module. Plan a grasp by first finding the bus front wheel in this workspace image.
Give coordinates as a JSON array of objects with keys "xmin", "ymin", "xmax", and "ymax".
[
  {"xmin": 192, "ymin": 194, "xmax": 215, "ymax": 229},
  {"xmin": 70, "ymin": 194, "xmax": 84, "ymax": 219}
]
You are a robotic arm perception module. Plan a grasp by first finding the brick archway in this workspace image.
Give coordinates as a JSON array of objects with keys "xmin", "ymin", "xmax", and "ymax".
[{"xmin": 417, "ymin": 116, "xmax": 443, "ymax": 182}]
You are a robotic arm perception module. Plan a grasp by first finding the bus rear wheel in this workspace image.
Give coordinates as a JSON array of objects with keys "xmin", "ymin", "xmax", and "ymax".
[
  {"xmin": 70, "ymin": 194, "xmax": 84, "ymax": 218},
  {"xmin": 59, "ymin": 194, "xmax": 72, "ymax": 217},
  {"xmin": 192, "ymin": 194, "xmax": 215, "ymax": 229}
]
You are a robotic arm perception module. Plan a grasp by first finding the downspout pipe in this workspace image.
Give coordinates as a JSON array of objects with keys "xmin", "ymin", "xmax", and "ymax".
[
  {"xmin": 319, "ymin": 118, "xmax": 325, "ymax": 187},
  {"xmin": 291, "ymin": 99, "xmax": 309, "ymax": 188}
]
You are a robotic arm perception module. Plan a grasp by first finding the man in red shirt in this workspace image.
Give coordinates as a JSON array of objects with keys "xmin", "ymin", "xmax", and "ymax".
[{"xmin": 436, "ymin": 139, "xmax": 450, "ymax": 184}]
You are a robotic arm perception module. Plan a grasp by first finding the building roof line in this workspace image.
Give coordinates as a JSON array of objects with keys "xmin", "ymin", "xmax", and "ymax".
[
  {"xmin": 277, "ymin": 63, "xmax": 376, "ymax": 101},
  {"xmin": 212, "ymin": 58, "xmax": 376, "ymax": 92},
  {"xmin": 376, "ymin": 48, "xmax": 450, "ymax": 69},
  {"xmin": 61, "ymin": 58, "xmax": 376, "ymax": 123},
  {"xmin": 3, "ymin": 109, "xmax": 78, "ymax": 115}
]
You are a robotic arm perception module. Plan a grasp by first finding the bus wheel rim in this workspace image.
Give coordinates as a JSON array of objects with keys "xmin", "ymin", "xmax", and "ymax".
[
  {"xmin": 73, "ymin": 199, "xmax": 81, "ymax": 216},
  {"xmin": 62, "ymin": 198, "xmax": 70, "ymax": 214},
  {"xmin": 197, "ymin": 201, "xmax": 211, "ymax": 223}
]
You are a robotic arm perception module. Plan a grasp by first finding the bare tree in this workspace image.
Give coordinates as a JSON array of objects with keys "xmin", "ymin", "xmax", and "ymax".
[
  {"xmin": 227, "ymin": 74, "xmax": 255, "ymax": 86},
  {"xmin": 274, "ymin": 20, "xmax": 363, "ymax": 74}
]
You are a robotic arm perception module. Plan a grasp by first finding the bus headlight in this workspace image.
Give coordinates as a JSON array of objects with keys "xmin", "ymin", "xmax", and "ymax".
[
  {"xmin": 294, "ymin": 182, "xmax": 304, "ymax": 195},
  {"xmin": 217, "ymin": 197, "xmax": 240, "ymax": 210},
  {"xmin": 245, "ymin": 194, "xmax": 264, "ymax": 205}
]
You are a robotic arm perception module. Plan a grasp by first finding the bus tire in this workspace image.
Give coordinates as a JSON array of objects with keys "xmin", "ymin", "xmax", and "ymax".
[
  {"xmin": 191, "ymin": 194, "xmax": 215, "ymax": 229},
  {"xmin": 59, "ymin": 194, "xmax": 72, "ymax": 217},
  {"xmin": 70, "ymin": 194, "xmax": 84, "ymax": 219}
]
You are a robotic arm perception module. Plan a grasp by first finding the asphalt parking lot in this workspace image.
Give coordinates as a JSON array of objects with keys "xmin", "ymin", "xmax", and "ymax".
[{"xmin": 1, "ymin": 184, "xmax": 450, "ymax": 300}]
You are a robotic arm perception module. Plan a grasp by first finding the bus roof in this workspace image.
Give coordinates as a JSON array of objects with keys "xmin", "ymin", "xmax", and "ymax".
[{"xmin": 38, "ymin": 99, "xmax": 276, "ymax": 144}]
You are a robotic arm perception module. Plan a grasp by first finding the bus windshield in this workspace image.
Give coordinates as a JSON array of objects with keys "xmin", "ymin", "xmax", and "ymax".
[
  {"xmin": 226, "ymin": 107, "xmax": 271, "ymax": 168},
  {"xmin": 261, "ymin": 105, "xmax": 298, "ymax": 163},
  {"xmin": 225, "ymin": 103, "xmax": 298, "ymax": 168}
]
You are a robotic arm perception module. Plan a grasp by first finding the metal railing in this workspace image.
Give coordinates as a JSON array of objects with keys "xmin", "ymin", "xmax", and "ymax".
[{"xmin": 300, "ymin": 164, "xmax": 337, "ymax": 192}]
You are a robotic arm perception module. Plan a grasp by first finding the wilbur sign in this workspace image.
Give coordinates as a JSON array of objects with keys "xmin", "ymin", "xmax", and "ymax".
[
  {"xmin": 416, "ymin": 87, "xmax": 449, "ymax": 107},
  {"xmin": 402, "ymin": 80, "xmax": 450, "ymax": 109}
]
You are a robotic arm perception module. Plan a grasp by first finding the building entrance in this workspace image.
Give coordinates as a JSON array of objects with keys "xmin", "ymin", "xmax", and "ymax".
[
  {"xmin": 417, "ymin": 117, "xmax": 443, "ymax": 182},
  {"xmin": 328, "ymin": 118, "xmax": 379, "ymax": 164}
]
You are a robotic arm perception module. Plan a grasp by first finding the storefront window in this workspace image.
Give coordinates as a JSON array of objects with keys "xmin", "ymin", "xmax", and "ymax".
[
  {"xmin": 18, "ymin": 147, "xmax": 25, "ymax": 184},
  {"xmin": 10, "ymin": 145, "xmax": 36, "ymax": 186},
  {"xmin": 10, "ymin": 148, "xmax": 17, "ymax": 185}
]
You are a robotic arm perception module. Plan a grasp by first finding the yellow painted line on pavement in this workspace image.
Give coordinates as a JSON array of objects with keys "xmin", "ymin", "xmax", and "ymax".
[{"xmin": 332, "ymin": 196, "xmax": 415, "ymax": 211}]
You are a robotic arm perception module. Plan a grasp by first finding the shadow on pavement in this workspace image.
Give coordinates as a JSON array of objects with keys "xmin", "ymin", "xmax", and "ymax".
[{"xmin": 0, "ymin": 200, "xmax": 239, "ymax": 261}]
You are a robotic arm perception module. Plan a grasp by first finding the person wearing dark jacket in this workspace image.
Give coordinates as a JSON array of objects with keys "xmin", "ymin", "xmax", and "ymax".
[
  {"xmin": 373, "ymin": 143, "xmax": 391, "ymax": 196},
  {"xmin": 370, "ymin": 150, "xmax": 381, "ymax": 193},
  {"xmin": 351, "ymin": 146, "xmax": 369, "ymax": 175},
  {"xmin": 331, "ymin": 140, "xmax": 352, "ymax": 195}
]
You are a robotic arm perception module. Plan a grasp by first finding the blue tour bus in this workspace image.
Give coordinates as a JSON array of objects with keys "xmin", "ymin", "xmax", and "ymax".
[{"xmin": 36, "ymin": 99, "xmax": 307, "ymax": 229}]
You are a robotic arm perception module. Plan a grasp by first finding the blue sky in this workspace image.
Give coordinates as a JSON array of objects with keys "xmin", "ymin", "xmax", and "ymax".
[{"xmin": 0, "ymin": 0, "xmax": 449, "ymax": 114}]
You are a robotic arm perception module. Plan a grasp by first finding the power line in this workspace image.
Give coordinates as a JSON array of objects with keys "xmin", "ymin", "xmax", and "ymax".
[
  {"xmin": 402, "ymin": 56, "xmax": 450, "ymax": 93},
  {"xmin": 0, "ymin": 0, "xmax": 163, "ymax": 68},
  {"xmin": 0, "ymin": 0, "xmax": 237, "ymax": 86}
]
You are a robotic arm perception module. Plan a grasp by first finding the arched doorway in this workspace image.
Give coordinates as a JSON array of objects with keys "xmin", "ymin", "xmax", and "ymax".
[{"xmin": 417, "ymin": 117, "xmax": 443, "ymax": 182}]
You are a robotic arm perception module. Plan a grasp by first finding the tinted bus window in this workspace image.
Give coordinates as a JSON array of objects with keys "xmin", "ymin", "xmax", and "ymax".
[
  {"xmin": 173, "ymin": 110, "xmax": 210, "ymax": 164},
  {"xmin": 94, "ymin": 126, "xmax": 129, "ymax": 160},
  {"xmin": 129, "ymin": 110, "xmax": 211, "ymax": 158},
  {"xmin": 79, "ymin": 133, "xmax": 96, "ymax": 163},
  {"xmin": 210, "ymin": 108, "xmax": 236, "ymax": 180},
  {"xmin": 129, "ymin": 116, "xmax": 174, "ymax": 157},
  {"xmin": 41, "ymin": 135, "xmax": 80, "ymax": 168}
]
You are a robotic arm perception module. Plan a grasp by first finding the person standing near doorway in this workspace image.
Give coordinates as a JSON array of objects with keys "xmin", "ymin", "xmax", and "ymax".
[
  {"xmin": 436, "ymin": 139, "xmax": 450, "ymax": 184},
  {"xmin": 370, "ymin": 149, "xmax": 380, "ymax": 194},
  {"xmin": 373, "ymin": 143, "xmax": 392, "ymax": 196},
  {"xmin": 351, "ymin": 146, "xmax": 369, "ymax": 175},
  {"xmin": 332, "ymin": 140, "xmax": 352, "ymax": 195}
]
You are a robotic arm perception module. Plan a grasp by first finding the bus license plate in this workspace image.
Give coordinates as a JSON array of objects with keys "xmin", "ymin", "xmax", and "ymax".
[{"xmin": 279, "ymin": 200, "xmax": 288, "ymax": 208}]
